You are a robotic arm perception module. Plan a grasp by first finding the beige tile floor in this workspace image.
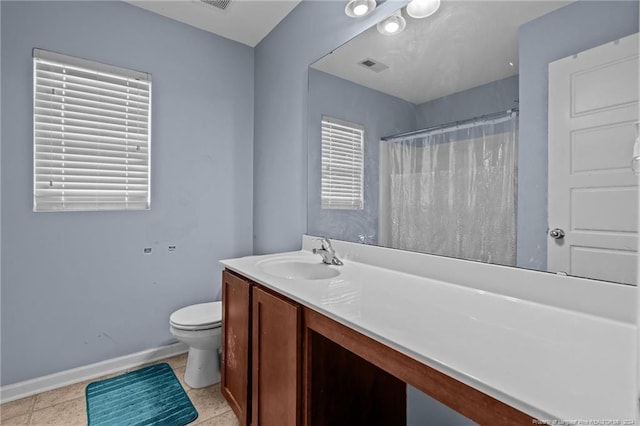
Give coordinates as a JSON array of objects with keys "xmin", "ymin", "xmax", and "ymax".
[{"xmin": 0, "ymin": 354, "xmax": 240, "ymax": 426}]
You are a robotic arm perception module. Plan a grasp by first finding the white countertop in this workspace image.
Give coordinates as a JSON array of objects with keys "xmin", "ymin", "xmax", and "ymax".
[{"xmin": 221, "ymin": 237, "xmax": 637, "ymax": 422}]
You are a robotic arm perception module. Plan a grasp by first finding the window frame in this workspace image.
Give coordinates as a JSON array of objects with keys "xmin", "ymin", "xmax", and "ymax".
[
  {"xmin": 320, "ymin": 115, "xmax": 364, "ymax": 210},
  {"xmin": 32, "ymin": 48, "xmax": 152, "ymax": 212}
]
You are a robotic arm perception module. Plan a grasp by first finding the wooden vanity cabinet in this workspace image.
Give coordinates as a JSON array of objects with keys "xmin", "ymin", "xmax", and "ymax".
[
  {"xmin": 222, "ymin": 269, "xmax": 536, "ymax": 426},
  {"xmin": 251, "ymin": 286, "xmax": 301, "ymax": 425},
  {"xmin": 221, "ymin": 270, "xmax": 252, "ymax": 426},
  {"xmin": 221, "ymin": 270, "xmax": 301, "ymax": 426}
]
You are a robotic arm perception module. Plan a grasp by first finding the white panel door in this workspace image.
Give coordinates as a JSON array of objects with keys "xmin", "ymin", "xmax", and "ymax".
[{"xmin": 548, "ymin": 33, "xmax": 639, "ymax": 285}]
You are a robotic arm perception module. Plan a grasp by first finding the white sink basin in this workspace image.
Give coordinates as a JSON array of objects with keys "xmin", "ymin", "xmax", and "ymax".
[{"xmin": 258, "ymin": 259, "xmax": 340, "ymax": 280}]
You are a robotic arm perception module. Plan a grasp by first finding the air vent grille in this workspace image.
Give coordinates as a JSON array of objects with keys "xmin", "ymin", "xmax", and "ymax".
[
  {"xmin": 358, "ymin": 58, "xmax": 389, "ymax": 73},
  {"xmin": 200, "ymin": 0, "xmax": 232, "ymax": 10}
]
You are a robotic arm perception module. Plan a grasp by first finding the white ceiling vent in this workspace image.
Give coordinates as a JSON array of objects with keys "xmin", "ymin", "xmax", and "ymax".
[
  {"xmin": 199, "ymin": 0, "xmax": 232, "ymax": 11},
  {"xmin": 358, "ymin": 58, "xmax": 389, "ymax": 73}
]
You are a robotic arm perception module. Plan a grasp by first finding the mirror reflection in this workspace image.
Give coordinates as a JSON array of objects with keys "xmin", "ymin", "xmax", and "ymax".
[{"xmin": 307, "ymin": 0, "xmax": 639, "ymax": 285}]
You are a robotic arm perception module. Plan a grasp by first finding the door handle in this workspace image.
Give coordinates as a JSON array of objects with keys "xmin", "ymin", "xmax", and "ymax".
[{"xmin": 549, "ymin": 228, "xmax": 565, "ymax": 239}]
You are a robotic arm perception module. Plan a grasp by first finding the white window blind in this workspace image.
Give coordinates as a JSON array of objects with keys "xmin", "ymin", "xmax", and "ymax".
[
  {"xmin": 321, "ymin": 116, "xmax": 364, "ymax": 210},
  {"xmin": 33, "ymin": 49, "xmax": 152, "ymax": 212}
]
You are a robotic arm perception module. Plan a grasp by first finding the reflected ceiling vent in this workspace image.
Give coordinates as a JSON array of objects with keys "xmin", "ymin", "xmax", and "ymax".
[
  {"xmin": 358, "ymin": 58, "xmax": 389, "ymax": 73},
  {"xmin": 200, "ymin": 0, "xmax": 232, "ymax": 11}
]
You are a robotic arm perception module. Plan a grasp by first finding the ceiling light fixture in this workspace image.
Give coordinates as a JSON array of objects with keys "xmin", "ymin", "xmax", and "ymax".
[
  {"xmin": 376, "ymin": 11, "xmax": 407, "ymax": 36},
  {"xmin": 345, "ymin": 0, "xmax": 376, "ymax": 18},
  {"xmin": 406, "ymin": 0, "xmax": 441, "ymax": 19}
]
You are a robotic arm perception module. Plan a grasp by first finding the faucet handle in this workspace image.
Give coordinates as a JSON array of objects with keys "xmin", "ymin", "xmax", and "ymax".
[
  {"xmin": 316, "ymin": 237, "xmax": 331, "ymax": 250},
  {"xmin": 313, "ymin": 237, "xmax": 343, "ymax": 266}
]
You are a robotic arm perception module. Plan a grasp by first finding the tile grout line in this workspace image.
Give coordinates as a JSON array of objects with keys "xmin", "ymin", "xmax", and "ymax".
[
  {"xmin": 27, "ymin": 396, "xmax": 35, "ymax": 425},
  {"xmin": 29, "ymin": 395, "xmax": 85, "ymax": 425},
  {"xmin": 194, "ymin": 407, "xmax": 233, "ymax": 426}
]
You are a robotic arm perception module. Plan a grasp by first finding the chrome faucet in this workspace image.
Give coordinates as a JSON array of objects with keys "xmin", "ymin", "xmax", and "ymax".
[{"xmin": 312, "ymin": 237, "xmax": 343, "ymax": 266}]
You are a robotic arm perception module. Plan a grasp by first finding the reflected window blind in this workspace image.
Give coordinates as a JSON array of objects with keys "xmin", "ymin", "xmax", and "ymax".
[
  {"xmin": 33, "ymin": 49, "xmax": 152, "ymax": 212},
  {"xmin": 321, "ymin": 116, "xmax": 364, "ymax": 210}
]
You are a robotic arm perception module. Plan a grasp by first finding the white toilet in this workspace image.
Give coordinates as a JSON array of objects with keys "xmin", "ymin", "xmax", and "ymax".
[{"xmin": 169, "ymin": 301, "xmax": 222, "ymax": 389}]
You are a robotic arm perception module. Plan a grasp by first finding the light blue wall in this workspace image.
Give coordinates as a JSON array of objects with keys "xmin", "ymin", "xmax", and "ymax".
[
  {"xmin": 0, "ymin": 0, "xmax": 3, "ymax": 325},
  {"xmin": 307, "ymin": 68, "xmax": 415, "ymax": 244},
  {"xmin": 415, "ymin": 75, "xmax": 519, "ymax": 129},
  {"xmin": 517, "ymin": 0, "xmax": 639, "ymax": 270},
  {"xmin": 253, "ymin": 0, "xmax": 407, "ymax": 255},
  {"xmin": 0, "ymin": 1, "xmax": 254, "ymax": 385},
  {"xmin": 407, "ymin": 385, "xmax": 476, "ymax": 426}
]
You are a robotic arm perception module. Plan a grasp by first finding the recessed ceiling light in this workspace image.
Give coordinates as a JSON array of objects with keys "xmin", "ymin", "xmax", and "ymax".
[
  {"xmin": 345, "ymin": 0, "xmax": 376, "ymax": 18},
  {"xmin": 377, "ymin": 11, "xmax": 407, "ymax": 36},
  {"xmin": 406, "ymin": 0, "xmax": 441, "ymax": 19},
  {"xmin": 509, "ymin": 62, "xmax": 514, "ymax": 67},
  {"xmin": 386, "ymin": 21, "xmax": 399, "ymax": 32}
]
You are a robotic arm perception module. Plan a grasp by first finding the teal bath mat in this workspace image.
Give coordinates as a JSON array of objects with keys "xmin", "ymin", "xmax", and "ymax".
[{"xmin": 86, "ymin": 363, "xmax": 198, "ymax": 426}]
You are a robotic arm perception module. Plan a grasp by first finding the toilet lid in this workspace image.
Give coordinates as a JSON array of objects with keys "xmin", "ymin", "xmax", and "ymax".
[{"xmin": 170, "ymin": 302, "xmax": 222, "ymax": 330}]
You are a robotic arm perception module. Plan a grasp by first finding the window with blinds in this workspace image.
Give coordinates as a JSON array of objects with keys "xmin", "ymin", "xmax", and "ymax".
[
  {"xmin": 321, "ymin": 116, "xmax": 364, "ymax": 210},
  {"xmin": 33, "ymin": 49, "xmax": 151, "ymax": 212}
]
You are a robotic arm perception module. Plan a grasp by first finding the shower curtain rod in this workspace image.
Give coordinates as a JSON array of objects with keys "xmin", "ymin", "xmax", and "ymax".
[{"xmin": 381, "ymin": 108, "xmax": 519, "ymax": 142}]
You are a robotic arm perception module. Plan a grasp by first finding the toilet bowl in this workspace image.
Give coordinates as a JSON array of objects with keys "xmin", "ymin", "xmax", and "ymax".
[{"xmin": 169, "ymin": 301, "xmax": 222, "ymax": 389}]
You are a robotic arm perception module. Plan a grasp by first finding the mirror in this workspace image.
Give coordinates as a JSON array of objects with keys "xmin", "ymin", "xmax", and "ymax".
[{"xmin": 307, "ymin": 0, "xmax": 639, "ymax": 285}]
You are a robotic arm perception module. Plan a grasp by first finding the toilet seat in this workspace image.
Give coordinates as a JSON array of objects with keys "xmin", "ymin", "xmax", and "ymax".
[{"xmin": 170, "ymin": 302, "xmax": 222, "ymax": 331}]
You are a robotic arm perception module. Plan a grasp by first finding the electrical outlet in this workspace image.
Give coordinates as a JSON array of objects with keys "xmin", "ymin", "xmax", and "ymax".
[
  {"xmin": 144, "ymin": 248, "xmax": 152, "ymax": 254},
  {"xmin": 168, "ymin": 245, "xmax": 176, "ymax": 252}
]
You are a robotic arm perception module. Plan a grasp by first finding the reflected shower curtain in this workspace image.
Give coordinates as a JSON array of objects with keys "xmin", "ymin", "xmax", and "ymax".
[{"xmin": 379, "ymin": 113, "xmax": 517, "ymax": 265}]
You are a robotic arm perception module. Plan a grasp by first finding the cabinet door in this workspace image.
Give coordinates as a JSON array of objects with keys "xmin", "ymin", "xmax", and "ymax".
[
  {"xmin": 221, "ymin": 271, "xmax": 252, "ymax": 426},
  {"xmin": 252, "ymin": 287, "xmax": 301, "ymax": 426}
]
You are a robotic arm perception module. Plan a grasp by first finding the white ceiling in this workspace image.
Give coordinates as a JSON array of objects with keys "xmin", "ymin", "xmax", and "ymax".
[
  {"xmin": 124, "ymin": 0, "xmax": 301, "ymax": 47},
  {"xmin": 312, "ymin": 1, "xmax": 572, "ymax": 104}
]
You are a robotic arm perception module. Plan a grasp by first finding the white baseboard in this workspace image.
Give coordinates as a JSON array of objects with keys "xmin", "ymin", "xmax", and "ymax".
[{"xmin": 0, "ymin": 342, "xmax": 188, "ymax": 404}]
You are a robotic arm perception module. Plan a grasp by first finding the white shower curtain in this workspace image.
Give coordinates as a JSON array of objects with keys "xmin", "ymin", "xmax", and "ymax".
[{"xmin": 379, "ymin": 113, "xmax": 518, "ymax": 266}]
